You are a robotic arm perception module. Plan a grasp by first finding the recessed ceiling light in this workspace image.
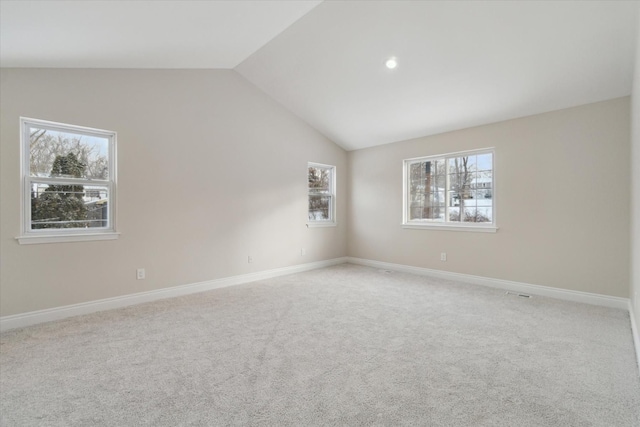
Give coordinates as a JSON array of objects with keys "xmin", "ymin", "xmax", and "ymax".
[{"xmin": 385, "ymin": 57, "xmax": 398, "ymax": 69}]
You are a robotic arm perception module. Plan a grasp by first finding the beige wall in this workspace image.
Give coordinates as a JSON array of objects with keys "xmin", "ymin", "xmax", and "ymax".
[
  {"xmin": 0, "ymin": 67, "xmax": 634, "ymax": 318},
  {"xmin": 0, "ymin": 68, "xmax": 347, "ymax": 317},
  {"xmin": 348, "ymin": 98, "xmax": 631, "ymax": 298},
  {"xmin": 631, "ymin": 10, "xmax": 640, "ymax": 335}
]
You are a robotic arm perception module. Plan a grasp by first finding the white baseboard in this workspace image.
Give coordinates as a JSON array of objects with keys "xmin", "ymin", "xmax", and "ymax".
[
  {"xmin": 2, "ymin": 256, "xmax": 633, "ymax": 338},
  {"xmin": 630, "ymin": 302, "xmax": 640, "ymax": 372},
  {"xmin": 0, "ymin": 257, "xmax": 348, "ymax": 332},
  {"xmin": 347, "ymin": 257, "xmax": 630, "ymax": 310}
]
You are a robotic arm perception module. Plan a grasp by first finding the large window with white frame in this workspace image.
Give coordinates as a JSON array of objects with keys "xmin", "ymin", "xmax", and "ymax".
[
  {"xmin": 403, "ymin": 148, "xmax": 496, "ymax": 232},
  {"xmin": 18, "ymin": 117, "xmax": 118, "ymax": 244},
  {"xmin": 308, "ymin": 162, "xmax": 336, "ymax": 226}
]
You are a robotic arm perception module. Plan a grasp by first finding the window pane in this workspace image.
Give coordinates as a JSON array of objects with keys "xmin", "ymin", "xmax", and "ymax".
[
  {"xmin": 308, "ymin": 163, "xmax": 335, "ymax": 223},
  {"xmin": 476, "ymin": 207, "xmax": 493, "ymax": 223},
  {"xmin": 409, "ymin": 162, "xmax": 425, "ymax": 189},
  {"xmin": 476, "ymin": 189, "xmax": 492, "ymax": 206},
  {"xmin": 431, "ymin": 159, "xmax": 446, "ymax": 176},
  {"xmin": 448, "ymin": 155, "xmax": 475, "ymax": 173},
  {"xmin": 31, "ymin": 182, "xmax": 109, "ymax": 229},
  {"xmin": 448, "ymin": 207, "xmax": 460, "ymax": 222},
  {"xmin": 409, "ymin": 162, "xmax": 423, "ymax": 179},
  {"xmin": 410, "ymin": 204, "xmax": 444, "ymax": 221},
  {"xmin": 467, "ymin": 190, "xmax": 479, "ymax": 207},
  {"xmin": 476, "ymin": 153, "xmax": 493, "ymax": 172},
  {"xmin": 29, "ymin": 127, "xmax": 110, "ymax": 179},
  {"xmin": 462, "ymin": 207, "xmax": 477, "ymax": 222},
  {"xmin": 448, "ymin": 174, "xmax": 458, "ymax": 192},
  {"xmin": 309, "ymin": 166, "xmax": 332, "ymax": 196},
  {"xmin": 409, "ymin": 158, "xmax": 446, "ymax": 222},
  {"xmin": 308, "ymin": 195, "xmax": 330, "ymax": 220},
  {"xmin": 433, "ymin": 174, "xmax": 446, "ymax": 192},
  {"xmin": 474, "ymin": 170, "xmax": 492, "ymax": 190},
  {"xmin": 409, "ymin": 205, "xmax": 421, "ymax": 220},
  {"xmin": 461, "ymin": 207, "xmax": 491, "ymax": 223},
  {"xmin": 448, "ymin": 191, "xmax": 460, "ymax": 207},
  {"xmin": 410, "ymin": 160, "xmax": 444, "ymax": 183},
  {"xmin": 466, "ymin": 155, "xmax": 478, "ymax": 170},
  {"xmin": 404, "ymin": 151, "xmax": 493, "ymax": 227},
  {"xmin": 428, "ymin": 205, "xmax": 445, "ymax": 221}
]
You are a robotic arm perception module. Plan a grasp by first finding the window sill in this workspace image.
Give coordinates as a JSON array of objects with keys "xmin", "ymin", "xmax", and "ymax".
[
  {"xmin": 16, "ymin": 232, "xmax": 121, "ymax": 245},
  {"xmin": 402, "ymin": 223, "xmax": 497, "ymax": 233},
  {"xmin": 307, "ymin": 222, "xmax": 337, "ymax": 228}
]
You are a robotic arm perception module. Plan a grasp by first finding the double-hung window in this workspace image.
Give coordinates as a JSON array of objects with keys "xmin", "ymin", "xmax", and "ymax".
[
  {"xmin": 18, "ymin": 118, "xmax": 118, "ymax": 244},
  {"xmin": 307, "ymin": 162, "xmax": 336, "ymax": 226},
  {"xmin": 403, "ymin": 148, "xmax": 496, "ymax": 232}
]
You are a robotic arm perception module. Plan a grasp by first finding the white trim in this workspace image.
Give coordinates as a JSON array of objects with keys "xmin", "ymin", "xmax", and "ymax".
[
  {"xmin": 404, "ymin": 147, "xmax": 497, "ymax": 163},
  {"xmin": 308, "ymin": 162, "xmax": 336, "ymax": 225},
  {"xmin": 630, "ymin": 301, "xmax": 640, "ymax": 372},
  {"xmin": 19, "ymin": 117, "xmax": 118, "ymax": 242},
  {"xmin": 27, "ymin": 176, "xmax": 110, "ymax": 186},
  {"xmin": 16, "ymin": 232, "xmax": 120, "ymax": 245},
  {"xmin": 402, "ymin": 224, "xmax": 497, "ymax": 233},
  {"xmin": 347, "ymin": 257, "xmax": 629, "ymax": 310},
  {"xmin": 0, "ymin": 257, "xmax": 348, "ymax": 332},
  {"xmin": 306, "ymin": 222, "xmax": 337, "ymax": 228},
  {"xmin": 403, "ymin": 147, "xmax": 496, "ymax": 229}
]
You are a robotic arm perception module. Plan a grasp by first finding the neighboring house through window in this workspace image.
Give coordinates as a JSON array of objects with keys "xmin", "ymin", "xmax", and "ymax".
[
  {"xmin": 18, "ymin": 117, "xmax": 118, "ymax": 244},
  {"xmin": 308, "ymin": 162, "xmax": 336, "ymax": 226},
  {"xmin": 403, "ymin": 148, "xmax": 496, "ymax": 232}
]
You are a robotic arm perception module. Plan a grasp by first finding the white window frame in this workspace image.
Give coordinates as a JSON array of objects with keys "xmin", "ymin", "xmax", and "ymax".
[
  {"xmin": 17, "ymin": 117, "xmax": 119, "ymax": 244},
  {"xmin": 402, "ymin": 148, "xmax": 497, "ymax": 233},
  {"xmin": 307, "ymin": 162, "xmax": 337, "ymax": 227}
]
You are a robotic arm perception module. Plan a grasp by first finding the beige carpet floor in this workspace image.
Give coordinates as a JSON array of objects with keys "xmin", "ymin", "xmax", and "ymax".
[{"xmin": 1, "ymin": 263, "xmax": 639, "ymax": 426}]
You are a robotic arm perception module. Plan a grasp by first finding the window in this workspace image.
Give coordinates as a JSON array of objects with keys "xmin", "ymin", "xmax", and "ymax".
[
  {"xmin": 308, "ymin": 162, "xmax": 336, "ymax": 226},
  {"xmin": 18, "ymin": 118, "xmax": 118, "ymax": 244},
  {"xmin": 403, "ymin": 148, "xmax": 496, "ymax": 232}
]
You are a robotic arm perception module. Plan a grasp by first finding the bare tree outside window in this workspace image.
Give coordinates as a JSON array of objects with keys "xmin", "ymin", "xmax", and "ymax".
[
  {"xmin": 29, "ymin": 129, "xmax": 109, "ymax": 179},
  {"xmin": 409, "ymin": 159, "xmax": 445, "ymax": 221},
  {"xmin": 405, "ymin": 150, "xmax": 493, "ymax": 227},
  {"xmin": 308, "ymin": 163, "xmax": 335, "ymax": 223},
  {"xmin": 19, "ymin": 118, "xmax": 117, "ymax": 243},
  {"xmin": 28, "ymin": 128, "xmax": 111, "ymax": 229}
]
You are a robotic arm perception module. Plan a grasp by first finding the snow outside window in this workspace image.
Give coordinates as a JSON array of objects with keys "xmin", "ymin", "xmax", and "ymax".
[
  {"xmin": 403, "ymin": 149, "xmax": 496, "ymax": 232},
  {"xmin": 308, "ymin": 163, "xmax": 336, "ymax": 226},
  {"xmin": 18, "ymin": 118, "xmax": 118, "ymax": 244}
]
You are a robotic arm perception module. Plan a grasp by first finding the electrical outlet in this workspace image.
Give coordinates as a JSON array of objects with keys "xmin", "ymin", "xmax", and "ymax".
[
  {"xmin": 136, "ymin": 268, "xmax": 145, "ymax": 280},
  {"xmin": 248, "ymin": 256, "xmax": 253, "ymax": 263},
  {"xmin": 440, "ymin": 252, "xmax": 447, "ymax": 262},
  {"xmin": 301, "ymin": 248, "xmax": 306, "ymax": 256}
]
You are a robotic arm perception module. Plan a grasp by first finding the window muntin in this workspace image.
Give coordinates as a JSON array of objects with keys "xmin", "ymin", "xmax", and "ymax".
[
  {"xmin": 19, "ymin": 118, "xmax": 117, "ymax": 242},
  {"xmin": 404, "ymin": 149, "xmax": 494, "ymax": 229},
  {"xmin": 308, "ymin": 163, "xmax": 336, "ymax": 225}
]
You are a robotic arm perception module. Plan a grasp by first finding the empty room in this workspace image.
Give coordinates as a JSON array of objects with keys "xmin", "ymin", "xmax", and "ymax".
[{"xmin": 1, "ymin": 1, "xmax": 640, "ymax": 425}]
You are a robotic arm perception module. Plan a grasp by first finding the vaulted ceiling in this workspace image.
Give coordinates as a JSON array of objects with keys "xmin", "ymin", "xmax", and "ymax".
[{"xmin": 2, "ymin": 1, "xmax": 638, "ymax": 150}]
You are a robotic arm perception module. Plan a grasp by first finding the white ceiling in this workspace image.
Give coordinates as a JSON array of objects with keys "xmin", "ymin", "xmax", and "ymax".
[
  {"xmin": 0, "ymin": 1, "xmax": 321, "ymax": 68},
  {"xmin": 237, "ymin": 1, "xmax": 640, "ymax": 150},
  {"xmin": 1, "ymin": 1, "xmax": 638, "ymax": 151}
]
